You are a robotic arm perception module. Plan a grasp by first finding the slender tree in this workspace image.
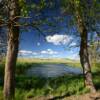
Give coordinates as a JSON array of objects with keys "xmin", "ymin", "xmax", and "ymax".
[
  {"xmin": 3, "ymin": 0, "xmax": 20, "ymax": 99},
  {"xmin": 3, "ymin": 0, "xmax": 55, "ymax": 99},
  {"xmin": 71, "ymin": 0, "xmax": 96, "ymax": 92},
  {"xmin": 61, "ymin": 0, "xmax": 97, "ymax": 92}
]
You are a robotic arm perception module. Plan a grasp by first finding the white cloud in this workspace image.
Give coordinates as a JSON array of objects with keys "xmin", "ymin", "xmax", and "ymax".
[
  {"xmin": 67, "ymin": 53, "xmax": 80, "ymax": 60},
  {"xmin": 46, "ymin": 34, "xmax": 72, "ymax": 45},
  {"xmin": 41, "ymin": 49, "xmax": 58, "ymax": 55},
  {"xmin": 70, "ymin": 42, "xmax": 76, "ymax": 46},
  {"xmin": 18, "ymin": 49, "xmax": 58, "ymax": 56},
  {"xmin": 18, "ymin": 49, "xmax": 79, "ymax": 59},
  {"xmin": 32, "ymin": 52, "xmax": 38, "ymax": 55},
  {"xmin": 41, "ymin": 50, "xmax": 47, "ymax": 54},
  {"xmin": 19, "ymin": 50, "xmax": 32, "ymax": 55},
  {"xmin": 19, "ymin": 50, "xmax": 38, "ymax": 56}
]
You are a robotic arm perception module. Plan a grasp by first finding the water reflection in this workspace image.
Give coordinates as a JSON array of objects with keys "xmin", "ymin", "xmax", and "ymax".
[{"xmin": 26, "ymin": 64, "xmax": 82, "ymax": 78}]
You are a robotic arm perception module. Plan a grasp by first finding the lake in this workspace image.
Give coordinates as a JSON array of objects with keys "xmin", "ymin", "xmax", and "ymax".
[{"xmin": 26, "ymin": 64, "xmax": 82, "ymax": 78}]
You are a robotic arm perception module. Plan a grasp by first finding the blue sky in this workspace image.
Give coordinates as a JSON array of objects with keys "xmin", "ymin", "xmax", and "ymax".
[
  {"xmin": 19, "ymin": 27, "xmax": 80, "ymax": 59},
  {"xmin": 18, "ymin": 0, "xmax": 80, "ymax": 60}
]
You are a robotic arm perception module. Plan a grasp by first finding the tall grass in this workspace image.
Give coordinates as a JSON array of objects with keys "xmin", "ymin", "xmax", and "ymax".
[{"xmin": 0, "ymin": 58, "xmax": 100, "ymax": 100}]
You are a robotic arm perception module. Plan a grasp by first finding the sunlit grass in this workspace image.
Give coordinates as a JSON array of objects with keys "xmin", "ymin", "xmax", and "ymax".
[
  {"xmin": 14, "ymin": 74, "xmax": 88, "ymax": 100},
  {"xmin": 17, "ymin": 58, "xmax": 79, "ymax": 64},
  {"xmin": 0, "ymin": 58, "xmax": 100, "ymax": 99}
]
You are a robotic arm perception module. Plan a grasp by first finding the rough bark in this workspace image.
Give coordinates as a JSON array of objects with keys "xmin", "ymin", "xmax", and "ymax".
[
  {"xmin": 79, "ymin": 29, "xmax": 96, "ymax": 93},
  {"xmin": 75, "ymin": 7, "xmax": 96, "ymax": 93},
  {"xmin": 3, "ymin": 0, "xmax": 20, "ymax": 99}
]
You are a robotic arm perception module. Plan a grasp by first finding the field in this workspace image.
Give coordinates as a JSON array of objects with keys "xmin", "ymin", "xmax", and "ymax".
[{"xmin": 0, "ymin": 58, "xmax": 100, "ymax": 100}]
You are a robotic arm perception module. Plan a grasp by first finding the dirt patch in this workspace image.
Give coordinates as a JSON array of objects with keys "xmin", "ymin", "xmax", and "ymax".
[{"xmin": 63, "ymin": 92, "xmax": 100, "ymax": 100}]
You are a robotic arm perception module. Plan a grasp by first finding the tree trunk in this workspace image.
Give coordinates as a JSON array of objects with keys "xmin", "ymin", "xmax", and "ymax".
[
  {"xmin": 80, "ymin": 29, "xmax": 96, "ymax": 93},
  {"xmin": 3, "ymin": 0, "xmax": 20, "ymax": 99},
  {"xmin": 75, "ymin": 8, "xmax": 96, "ymax": 93}
]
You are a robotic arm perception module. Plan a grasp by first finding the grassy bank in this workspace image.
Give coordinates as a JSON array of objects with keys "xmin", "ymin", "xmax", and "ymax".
[{"xmin": 0, "ymin": 58, "xmax": 100, "ymax": 100}]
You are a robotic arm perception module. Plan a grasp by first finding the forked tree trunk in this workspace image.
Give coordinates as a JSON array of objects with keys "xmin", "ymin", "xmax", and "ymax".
[
  {"xmin": 3, "ymin": 0, "xmax": 20, "ymax": 99},
  {"xmin": 75, "ymin": 8, "xmax": 96, "ymax": 93}
]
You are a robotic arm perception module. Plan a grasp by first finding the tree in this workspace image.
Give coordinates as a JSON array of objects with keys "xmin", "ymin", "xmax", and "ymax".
[
  {"xmin": 71, "ymin": 0, "xmax": 97, "ymax": 92},
  {"xmin": 3, "ymin": 0, "xmax": 20, "ymax": 99},
  {"xmin": 61, "ymin": 0, "xmax": 98, "ymax": 92},
  {"xmin": 2, "ymin": 0, "xmax": 56, "ymax": 99}
]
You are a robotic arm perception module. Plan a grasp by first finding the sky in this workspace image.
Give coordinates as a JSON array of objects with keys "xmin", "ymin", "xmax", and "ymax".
[
  {"xmin": 18, "ymin": 28, "xmax": 80, "ymax": 60},
  {"xmin": 18, "ymin": 0, "xmax": 80, "ymax": 60}
]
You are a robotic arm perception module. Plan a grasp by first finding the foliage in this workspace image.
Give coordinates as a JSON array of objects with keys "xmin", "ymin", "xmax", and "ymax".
[
  {"xmin": 0, "ymin": 60, "xmax": 100, "ymax": 99},
  {"xmin": 0, "ymin": 0, "xmax": 99, "ymax": 99}
]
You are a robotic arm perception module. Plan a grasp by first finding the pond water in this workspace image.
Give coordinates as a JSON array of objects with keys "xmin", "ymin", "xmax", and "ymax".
[{"xmin": 26, "ymin": 64, "xmax": 82, "ymax": 78}]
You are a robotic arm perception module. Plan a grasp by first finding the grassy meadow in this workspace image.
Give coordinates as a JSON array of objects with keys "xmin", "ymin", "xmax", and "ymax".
[{"xmin": 0, "ymin": 58, "xmax": 100, "ymax": 100}]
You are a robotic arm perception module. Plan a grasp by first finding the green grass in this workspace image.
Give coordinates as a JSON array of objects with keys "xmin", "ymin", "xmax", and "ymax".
[
  {"xmin": 14, "ymin": 75, "xmax": 87, "ymax": 100},
  {"xmin": 0, "ymin": 58, "xmax": 100, "ymax": 100}
]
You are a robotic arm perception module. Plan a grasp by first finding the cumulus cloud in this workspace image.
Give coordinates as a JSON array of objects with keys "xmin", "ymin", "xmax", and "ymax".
[
  {"xmin": 19, "ymin": 50, "xmax": 32, "ymax": 55},
  {"xmin": 18, "ymin": 50, "xmax": 37, "ymax": 56},
  {"xmin": 18, "ymin": 49, "xmax": 58, "ymax": 56},
  {"xmin": 46, "ymin": 34, "xmax": 72, "ymax": 45},
  {"xmin": 41, "ymin": 49, "xmax": 58, "ymax": 55}
]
